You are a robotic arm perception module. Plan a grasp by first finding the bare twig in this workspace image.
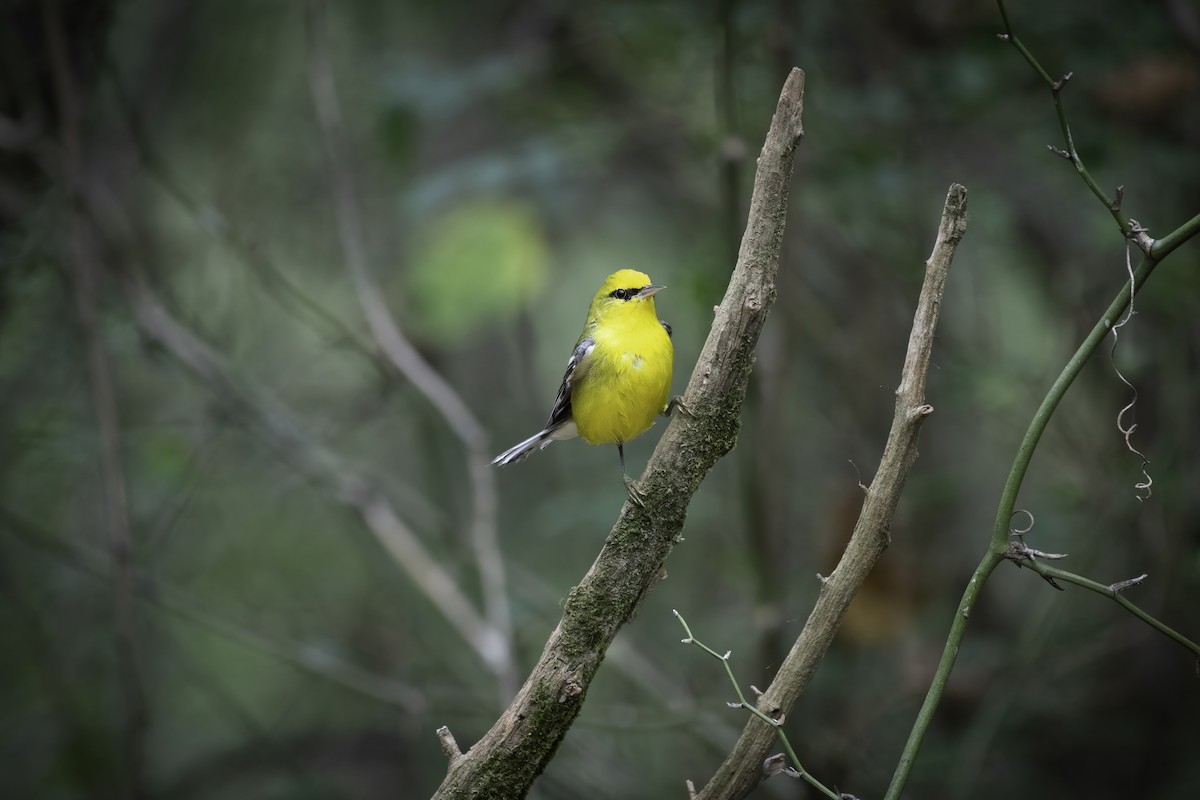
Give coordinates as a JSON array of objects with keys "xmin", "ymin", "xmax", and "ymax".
[
  {"xmin": 1108, "ymin": 573, "xmax": 1148, "ymax": 593},
  {"xmin": 696, "ymin": 184, "xmax": 967, "ymax": 800},
  {"xmin": 304, "ymin": 0, "xmax": 515, "ymax": 701},
  {"xmin": 674, "ymin": 611, "xmax": 844, "ymax": 799},
  {"xmin": 996, "ymin": 0, "xmax": 1151, "ymax": 251},
  {"xmin": 431, "ymin": 67, "xmax": 807, "ymax": 800}
]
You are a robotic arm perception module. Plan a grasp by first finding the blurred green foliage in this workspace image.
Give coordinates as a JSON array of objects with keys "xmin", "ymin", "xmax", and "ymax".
[
  {"xmin": 406, "ymin": 198, "xmax": 549, "ymax": 343},
  {"xmin": 2, "ymin": 0, "xmax": 1199, "ymax": 798}
]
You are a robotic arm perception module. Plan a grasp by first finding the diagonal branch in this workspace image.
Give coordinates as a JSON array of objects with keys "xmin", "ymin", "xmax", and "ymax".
[
  {"xmin": 430, "ymin": 67, "xmax": 807, "ymax": 800},
  {"xmin": 304, "ymin": 0, "xmax": 515, "ymax": 700},
  {"xmin": 696, "ymin": 184, "xmax": 967, "ymax": 800}
]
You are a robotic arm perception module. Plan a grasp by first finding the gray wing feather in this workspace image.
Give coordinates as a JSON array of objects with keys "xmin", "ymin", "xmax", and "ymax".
[
  {"xmin": 545, "ymin": 337, "xmax": 594, "ymax": 431},
  {"xmin": 492, "ymin": 336, "xmax": 594, "ymax": 466}
]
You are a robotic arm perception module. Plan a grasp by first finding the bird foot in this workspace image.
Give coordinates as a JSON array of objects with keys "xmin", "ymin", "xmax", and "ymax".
[
  {"xmin": 623, "ymin": 475, "xmax": 647, "ymax": 508},
  {"xmin": 664, "ymin": 395, "xmax": 695, "ymax": 418}
]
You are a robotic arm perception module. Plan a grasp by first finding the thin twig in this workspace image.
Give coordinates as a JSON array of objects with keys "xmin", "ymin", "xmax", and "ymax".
[
  {"xmin": 304, "ymin": 0, "xmax": 515, "ymax": 700},
  {"xmin": 674, "ymin": 611, "xmax": 844, "ymax": 800},
  {"xmin": 996, "ymin": 0, "xmax": 1149, "ymax": 250}
]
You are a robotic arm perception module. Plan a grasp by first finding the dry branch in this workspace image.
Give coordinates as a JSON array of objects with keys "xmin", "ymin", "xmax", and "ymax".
[
  {"xmin": 430, "ymin": 67, "xmax": 807, "ymax": 800},
  {"xmin": 696, "ymin": 184, "xmax": 968, "ymax": 800}
]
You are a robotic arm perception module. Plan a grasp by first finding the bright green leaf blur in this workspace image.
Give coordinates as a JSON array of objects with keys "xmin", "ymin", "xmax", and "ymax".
[{"xmin": 407, "ymin": 198, "xmax": 549, "ymax": 344}]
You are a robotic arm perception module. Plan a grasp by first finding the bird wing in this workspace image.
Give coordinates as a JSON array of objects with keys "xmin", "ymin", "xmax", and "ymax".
[{"xmin": 544, "ymin": 336, "xmax": 595, "ymax": 431}]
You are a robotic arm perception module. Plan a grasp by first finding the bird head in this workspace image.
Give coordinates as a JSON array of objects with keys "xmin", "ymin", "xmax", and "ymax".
[{"xmin": 590, "ymin": 269, "xmax": 664, "ymax": 320}]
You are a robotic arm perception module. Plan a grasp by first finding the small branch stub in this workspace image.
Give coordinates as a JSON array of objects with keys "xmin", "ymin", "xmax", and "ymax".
[
  {"xmin": 437, "ymin": 725, "xmax": 464, "ymax": 765},
  {"xmin": 763, "ymin": 753, "xmax": 789, "ymax": 778},
  {"xmin": 908, "ymin": 403, "xmax": 934, "ymax": 421},
  {"xmin": 1109, "ymin": 573, "xmax": 1148, "ymax": 594},
  {"xmin": 1110, "ymin": 185, "xmax": 1124, "ymax": 213}
]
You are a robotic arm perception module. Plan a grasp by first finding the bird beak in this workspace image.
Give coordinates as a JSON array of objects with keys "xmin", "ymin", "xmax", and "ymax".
[{"xmin": 636, "ymin": 284, "xmax": 665, "ymax": 299}]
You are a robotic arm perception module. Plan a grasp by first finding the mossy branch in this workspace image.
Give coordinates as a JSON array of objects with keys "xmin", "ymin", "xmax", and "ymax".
[{"xmin": 429, "ymin": 68, "xmax": 807, "ymax": 800}]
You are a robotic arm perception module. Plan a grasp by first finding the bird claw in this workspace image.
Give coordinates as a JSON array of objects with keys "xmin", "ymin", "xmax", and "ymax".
[
  {"xmin": 664, "ymin": 395, "xmax": 695, "ymax": 418},
  {"xmin": 624, "ymin": 475, "xmax": 647, "ymax": 508}
]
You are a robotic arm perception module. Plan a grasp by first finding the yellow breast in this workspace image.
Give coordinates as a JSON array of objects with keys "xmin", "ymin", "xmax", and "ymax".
[{"xmin": 571, "ymin": 316, "xmax": 673, "ymax": 446}]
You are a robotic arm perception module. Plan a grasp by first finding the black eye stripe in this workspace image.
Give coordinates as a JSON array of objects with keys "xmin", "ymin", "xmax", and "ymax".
[{"xmin": 609, "ymin": 286, "xmax": 644, "ymax": 301}]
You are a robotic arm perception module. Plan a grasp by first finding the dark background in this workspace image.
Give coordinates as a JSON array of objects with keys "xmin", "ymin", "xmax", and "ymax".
[{"xmin": 2, "ymin": 0, "xmax": 1199, "ymax": 798}]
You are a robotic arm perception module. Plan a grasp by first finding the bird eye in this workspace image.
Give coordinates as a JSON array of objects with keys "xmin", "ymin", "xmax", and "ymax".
[{"xmin": 610, "ymin": 288, "xmax": 630, "ymax": 300}]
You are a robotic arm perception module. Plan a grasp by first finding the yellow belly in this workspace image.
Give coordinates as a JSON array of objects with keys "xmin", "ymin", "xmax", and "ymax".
[{"xmin": 572, "ymin": 326, "xmax": 673, "ymax": 445}]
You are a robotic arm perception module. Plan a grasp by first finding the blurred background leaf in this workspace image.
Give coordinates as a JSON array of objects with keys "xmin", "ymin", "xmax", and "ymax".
[{"xmin": 405, "ymin": 197, "xmax": 549, "ymax": 344}]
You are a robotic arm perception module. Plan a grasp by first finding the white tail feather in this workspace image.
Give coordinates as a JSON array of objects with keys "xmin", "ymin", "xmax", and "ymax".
[
  {"xmin": 492, "ymin": 430, "xmax": 554, "ymax": 466},
  {"xmin": 492, "ymin": 421, "xmax": 578, "ymax": 466}
]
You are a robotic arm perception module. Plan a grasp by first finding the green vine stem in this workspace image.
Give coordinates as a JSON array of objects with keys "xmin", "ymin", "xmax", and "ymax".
[
  {"xmin": 1151, "ymin": 211, "xmax": 1200, "ymax": 260},
  {"xmin": 882, "ymin": 219, "xmax": 1200, "ymax": 799},
  {"xmin": 673, "ymin": 611, "xmax": 848, "ymax": 800},
  {"xmin": 1012, "ymin": 559, "xmax": 1200, "ymax": 659},
  {"xmin": 883, "ymin": 16, "xmax": 1200, "ymax": 786}
]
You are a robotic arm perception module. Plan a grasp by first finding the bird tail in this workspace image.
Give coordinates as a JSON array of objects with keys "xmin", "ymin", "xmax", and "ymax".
[{"xmin": 492, "ymin": 429, "xmax": 556, "ymax": 466}]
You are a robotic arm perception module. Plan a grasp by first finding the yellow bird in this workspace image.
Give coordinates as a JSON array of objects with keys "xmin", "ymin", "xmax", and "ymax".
[{"xmin": 492, "ymin": 269, "xmax": 684, "ymax": 503}]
